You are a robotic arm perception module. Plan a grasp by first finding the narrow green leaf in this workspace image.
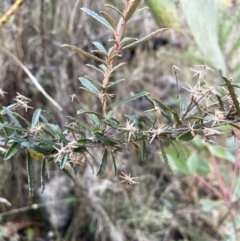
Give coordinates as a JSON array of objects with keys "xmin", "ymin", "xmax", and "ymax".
[
  {"xmin": 31, "ymin": 108, "xmax": 41, "ymax": 126},
  {"xmin": 86, "ymin": 64, "xmax": 105, "ymax": 75},
  {"xmin": 125, "ymin": 0, "xmax": 142, "ymax": 21},
  {"xmin": 60, "ymin": 153, "xmax": 69, "ymax": 169},
  {"xmin": 94, "ymin": 133, "xmax": 119, "ymax": 146},
  {"xmin": 64, "ymin": 125, "xmax": 85, "ymax": 136},
  {"xmin": 92, "ymin": 41, "xmax": 107, "ymax": 53},
  {"xmin": 150, "ymin": 97, "xmax": 182, "ymax": 125},
  {"xmin": 97, "ymin": 148, "xmax": 108, "ymax": 176},
  {"xmin": 107, "ymin": 79, "xmax": 125, "ymax": 88},
  {"xmin": 41, "ymin": 158, "xmax": 46, "ymax": 193},
  {"xmin": 81, "ymin": 7, "xmax": 114, "ymax": 31},
  {"xmin": 50, "ymin": 124, "xmax": 68, "ymax": 145},
  {"xmin": 223, "ymin": 76, "xmax": 240, "ymax": 116},
  {"xmin": 77, "ymin": 109, "xmax": 100, "ymax": 115},
  {"xmin": 120, "ymin": 37, "xmax": 138, "ymax": 45},
  {"xmin": 79, "ymin": 77, "xmax": 100, "ymax": 94},
  {"xmin": 61, "ymin": 44, "xmax": 106, "ymax": 64},
  {"xmin": 2, "ymin": 107, "xmax": 21, "ymax": 127},
  {"xmin": 142, "ymin": 140, "xmax": 147, "ymax": 161},
  {"xmin": 159, "ymin": 140, "xmax": 172, "ymax": 175},
  {"xmin": 0, "ymin": 115, "xmax": 9, "ymax": 137},
  {"xmin": 88, "ymin": 114, "xmax": 100, "ymax": 126},
  {"xmin": 109, "ymin": 91, "xmax": 149, "ymax": 107},
  {"xmin": 216, "ymin": 95, "xmax": 225, "ymax": 112},
  {"xmin": 4, "ymin": 142, "xmax": 20, "ymax": 160},
  {"xmin": 91, "ymin": 50, "xmax": 109, "ymax": 58},
  {"xmin": 104, "ymin": 4, "xmax": 124, "ymax": 17},
  {"xmin": 110, "ymin": 150, "xmax": 117, "ymax": 176},
  {"xmin": 61, "ymin": 168, "xmax": 76, "ymax": 184},
  {"xmin": 177, "ymin": 131, "xmax": 195, "ymax": 142},
  {"xmin": 106, "ymin": 110, "xmax": 113, "ymax": 119},
  {"xmin": 110, "ymin": 62, "xmax": 126, "ymax": 74},
  {"xmin": 26, "ymin": 151, "xmax": 34, "ymax": 197},
  {"xmin": 84, "ymin": 75, "xmax": 102, "ymax": 86},
  {"xmin": 67, "ymin": 116, "xmax": 91, "ymax": 130},
  {"xmin": 146, "ymin": 96, "xmax": 173, "ymax": 124},
  {"xmin": 99, "ymin": 11, "xmax": 117, "ymax": 31},
  {"xmin": 99, "ymin": 64, "xmax": 107, "ymax": 72},
  {"xmin": 0, "ymin": 123, "xmax": 25, "ymax": 131},
  {"xmin": 122, "ymin": 29, "xmax": 169, "ymax": 49}
]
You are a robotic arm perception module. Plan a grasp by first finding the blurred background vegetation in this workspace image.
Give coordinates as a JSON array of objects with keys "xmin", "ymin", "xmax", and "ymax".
[{"xmin": 1, "ymin": 0, "xmax": 240, "ymax": 240}]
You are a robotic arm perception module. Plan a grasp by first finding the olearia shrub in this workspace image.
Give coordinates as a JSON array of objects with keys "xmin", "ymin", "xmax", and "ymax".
[{"xmin": 0, "ymin": 0, "xmax": 240, "ymax": 207}]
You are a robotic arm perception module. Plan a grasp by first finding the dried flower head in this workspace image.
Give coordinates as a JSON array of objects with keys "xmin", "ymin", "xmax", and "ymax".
[
  {"xmin": 13, "ymin": 92, "xmax": 33, "ymax": 112},
  {"xmin": 119, "ymin": 171, "xmax": 139, "ymax": 185}
]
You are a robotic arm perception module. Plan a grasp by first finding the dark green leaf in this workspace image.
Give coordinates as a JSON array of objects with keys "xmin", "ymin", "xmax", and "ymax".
[
  {"xmin": 104, "ymin": 4, "xmax": 124, "ymax": 17},
  {"xmin": 31, "ymin": 108, "xmax": 41, "ymax": 126},
  {"xmin": 62, "ymin": 168, "xmax": 76, "ymax": 184},
  {"xmin": 50, "ymin": 125, "xmax": 68, "ymax": 145},
  {"xmin": 122, "ymin": 29, "xmax": 169, "ymax": 49},
  {"xmin": 61, "ymin": 44, "xmax": 106, "ymax": 64},
  {"xmin": 97, "ymin": 148, "xmax": 108, "ymax": 176},
  {"xmin": 41, "ymin": 158, "xmax": 46, "ymax": 193},
  {"xmin": 177, "ymin": 131, "xmax": 195, "ymax": 142},
  {"xmin": 77, "ymin": 138, "xmax": 94, "ymax": 144},
  {"xmin": 81, "ymin": 7, "xmax": 114, "ymax": 31},
  {"xmin": 125, "ymin": 0, "xmax": 142, "ymax": 21},
  {"xmin": 146, "ymin": 96, "xmax": 173, "ymax": 124},
  {"xmin": 223, "ymin": 76, "xmax": 240, "ymax": 116},
  {"xmin": 107, "ymin": 79, "xmax": 125, "ymax": 88},
  {"xmin": 26, "ymin": 151, "xmax": 34, "ymax": 197},
  {"xmin": 64, "ymin": 125, "xmax": 85, "ymax": 136},
  {"xmin": 110, "ymin": 150, "xmax": 117, "ymax": 176},
  {"xmin": 4, "ymin": 142, "xmax": 20, "ymax": 160},
  {"xmin": 60, "ymin": 153, "xmax": 69, "ymax": 169},
  {"xmin": 2, "ymin": 107, "xmax": 21, "ymax": 127},
  {"xmin": 67, "ymin": 116, "xmax": 91, "ymax": 130},
  {"xmin": 99, "ymin": 11, "xmax": 117, "ymax": 31},
  {"xmin": 109, "ymin": 91, "xmax": 149, "ymax": 107},
  {"xmin": 159, "ymin": 140, "xmax": 172, "ymax": 175},
  {"xmin": 142, "ymin": 140, "xmax": 147, "ymax": 161},
  {"xmin": 150, "ymin": 97, "xmax": 182, "ymax": 125},
  {"xmin": 94, "ymin": 133, "xmax": 119, "ymax": 146},
  {"xmin": 79, "ymin": 77, "xmax": 100, "ymax": 94}
]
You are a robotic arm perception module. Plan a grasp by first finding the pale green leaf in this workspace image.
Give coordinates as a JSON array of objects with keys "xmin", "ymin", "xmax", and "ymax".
[
  {"xmin": 81, "ymin": 7, "xmax": 114, "ymax": 32},
  {"xmin": 31, "ymin": 108, "xmax": 41, "ymax": 126},
  {"xmin": 79, "ymin": 77, "xmax": 100, "ymax": 94},
  {"xmin": 179, "ymin": 0, "xmax": 226, "ymax": 74}
]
